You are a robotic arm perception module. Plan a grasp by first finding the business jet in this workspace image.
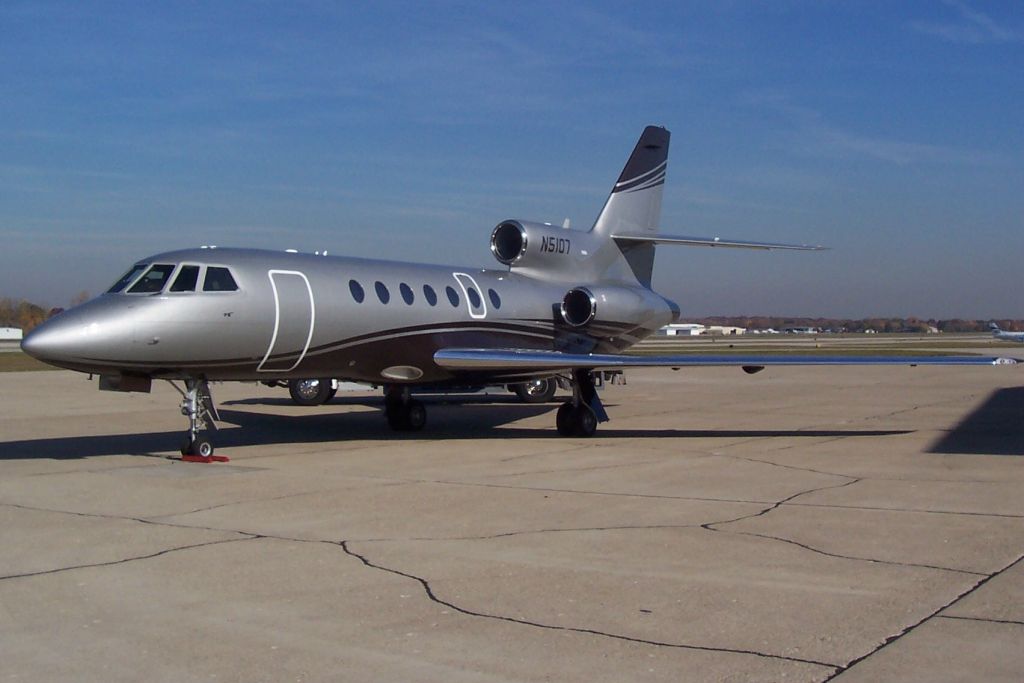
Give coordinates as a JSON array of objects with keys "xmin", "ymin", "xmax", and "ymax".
[
  {"xmin": 990, "ymin": 322, "xmax": 1024, "ymax": 343},
  {"xmin": 21, "ymin": 126, "xmax": 1016, "ymax": 461}
]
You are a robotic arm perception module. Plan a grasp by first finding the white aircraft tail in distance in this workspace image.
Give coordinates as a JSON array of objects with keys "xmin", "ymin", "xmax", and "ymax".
[{"xmin": 990, "ymin": 322, "xmax": 1024, "ymax": 343}]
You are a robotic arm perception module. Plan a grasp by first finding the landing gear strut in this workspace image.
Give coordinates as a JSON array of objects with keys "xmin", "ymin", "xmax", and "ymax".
[
  {"xmin": 171, "ymin": 378, "xmax": 228, "ymax": 462},
  {"xmin": 555, "ymin": 368, "xmax": 608, "ymax": 437},
  {"xmin": 384, "ymin": 385, "xmax": 426, "ymax": 432}
]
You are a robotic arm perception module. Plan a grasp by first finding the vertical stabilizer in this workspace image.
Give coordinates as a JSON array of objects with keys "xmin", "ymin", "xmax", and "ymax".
[{"xmin": 590, "ymin": 126, "xmax": 670, "ymax": 287}]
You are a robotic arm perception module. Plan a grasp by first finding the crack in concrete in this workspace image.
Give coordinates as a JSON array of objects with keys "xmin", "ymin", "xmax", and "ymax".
[
  {"xmin": 701, "ymin": 479, "xmax": 997, "ymax": 576},
  {"xmin": 936, "ymin": 614, "xmax": 1024, "ymax": 627},
  {"xmin": 702, "ymin": 479, "xmax": 862, "ymax": 530},
  {"xmin": 0, "ymin": 536, "xmax": 259, "ymax": 581},
  {"xmin": 336, "ymin": 539, "xmax": 840, "ymax": 672},
  {"xmin": 720, "ymin": 530, "xmax": 986, "ymax": 577},
  {"xmin": 821, "ymin": 554, "xmax": 1024, "ymax": 681},
  {"xmin": 9, "ymin": 491, "xmax": 1021, "ymax": 677}
]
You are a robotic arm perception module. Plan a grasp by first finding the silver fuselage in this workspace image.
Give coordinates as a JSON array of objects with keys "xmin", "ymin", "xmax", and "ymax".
[{"xmin": 23, "ymin": 247, "xmax": 678, "ymax": 385}]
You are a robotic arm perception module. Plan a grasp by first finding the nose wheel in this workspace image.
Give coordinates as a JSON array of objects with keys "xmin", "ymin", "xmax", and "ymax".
[{"xmin": 171, "ymin": 379, "xmax": 229, "ymax": 462}]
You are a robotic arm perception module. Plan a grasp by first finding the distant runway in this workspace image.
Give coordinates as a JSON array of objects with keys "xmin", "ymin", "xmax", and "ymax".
[{"xmin": 1, "ymin": 364, "xmax": 1023, "ymax": 682}]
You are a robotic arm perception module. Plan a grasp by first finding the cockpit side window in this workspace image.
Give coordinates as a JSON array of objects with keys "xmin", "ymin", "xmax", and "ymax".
[
  {"xmin": 108, "ymin": 264, "xmax": 148, "ymax": 293},
  {"xmin": 170, "ymin": 265, "xmax": 201, "ymax": 292},
  {"xmin": 203, "ymin": 266, "xmax": 238, "ymax": 292},
  {"xmin": 128, "ymin": 264, "xmax": 176, "ymax": 294}
]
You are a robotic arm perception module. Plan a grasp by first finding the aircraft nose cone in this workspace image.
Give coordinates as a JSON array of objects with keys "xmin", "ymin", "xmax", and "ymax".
[
  {"xmin": 21, "ymin": 320, "xmax": 69, "ymax": 364},
  {"xmin": 20, "ymin": 300, "xmax": 129, "ymax": 371}
]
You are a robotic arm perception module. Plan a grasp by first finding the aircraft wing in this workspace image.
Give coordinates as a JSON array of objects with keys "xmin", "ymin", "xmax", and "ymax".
[
  {"xmin": 434, "ymin": 348, "xmax": 1018, "ymax": 373},
  {"xmin": 612, "ymin": 232, "xmax": 826, "ymax": 251}
]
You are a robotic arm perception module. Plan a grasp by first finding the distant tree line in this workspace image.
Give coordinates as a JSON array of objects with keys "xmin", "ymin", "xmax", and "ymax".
[
  {"xmin": 695, "ymin": 316, "xmax": 1024, "ymax": 333},
  {"xmin": 0, "ymin": 292, "xmax": 89, "ymax": 333}
]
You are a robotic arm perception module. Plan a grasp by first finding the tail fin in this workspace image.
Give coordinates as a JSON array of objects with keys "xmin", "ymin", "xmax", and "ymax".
[{"xmin": 591, "ymin": 126, "xmax": 670, "ymax": 287}]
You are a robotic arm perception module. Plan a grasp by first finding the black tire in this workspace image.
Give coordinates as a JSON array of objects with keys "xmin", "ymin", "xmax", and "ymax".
[
  {"xmin": 513, "ymin": 377, "xmax": 557, "ymax": 403},
  {"xmin": 574, "ymin": 404, "xmax": 597, "ymax": 437},
  {"xmin": 289, "ymin": 378, "xmax": 333, "ymax": 406},
  {"xmin": 406, "ymin": 400, "xmax": 426, "ymax": 431},
  {"xmin": 556, "ymin": 402, "xmax": 575, "ymax": 436},
  {"xmin": 193, "ymin": 437, "xmax": 214, "ymax": 457},
  {"xmin": 385, "ymin": 401, "xmax": 406, "ymax": 430},
  {"xmin": 182, "ymin": 437, "xmax": 214, "ymax": 457}
]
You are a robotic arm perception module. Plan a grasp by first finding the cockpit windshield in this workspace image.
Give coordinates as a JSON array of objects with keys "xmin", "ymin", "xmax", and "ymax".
[
  {"xmin": 107, "ymin": 264, "xmax": 148, "ymax": 293},
  {"xmin": 128, "ymin": 264, "xmax": 176, "ymax": 294},
  {"xmin": 107, "ymin": 262, "xmax": 240, "ymax": 295}
]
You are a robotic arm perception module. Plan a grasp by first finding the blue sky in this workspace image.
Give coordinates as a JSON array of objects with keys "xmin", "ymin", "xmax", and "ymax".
[{"xmin": 2, "ymin": 1, "xmax": 1022, "ymax": 317}]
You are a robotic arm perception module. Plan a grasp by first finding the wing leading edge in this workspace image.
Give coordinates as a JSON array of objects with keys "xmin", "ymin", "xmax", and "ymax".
[{"xmin": 434, "ymin": 348, "xmax": 1018, "ymax": 372}]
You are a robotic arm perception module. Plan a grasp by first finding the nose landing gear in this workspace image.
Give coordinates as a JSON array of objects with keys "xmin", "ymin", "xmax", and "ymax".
[{"xmin": 170, "ymin": 378, "xmax": 229, "ymax": 463}]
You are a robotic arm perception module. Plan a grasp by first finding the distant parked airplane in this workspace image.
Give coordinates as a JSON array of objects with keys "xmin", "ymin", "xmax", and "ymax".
[
  {"xmin": 990, "ymin": 322, "xmax": 1024, "ymax": 343},
  {"xmin": 21, "ymin": 126, "xmax": 1017, "ymax": 461}
]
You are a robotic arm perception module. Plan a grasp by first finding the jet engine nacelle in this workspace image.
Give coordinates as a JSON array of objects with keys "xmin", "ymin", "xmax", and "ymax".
[
  {"xmin": 490, "ymin": 220, "xmax": 588, "ymax": 270},
  {"xmin": 560, "ymin": 285, "xmax": 677, "ymax": 331}
]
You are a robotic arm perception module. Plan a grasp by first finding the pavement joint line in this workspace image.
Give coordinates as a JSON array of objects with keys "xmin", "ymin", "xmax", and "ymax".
[
  {"xmin": 22, "ymin": 461, "xmax": 173, "ymax": 478},
  {"xmin": 482, "ymin": 456, "xmax": 671, "ymax": 480},
  {"xmin": 397, "ymin": 478, "xmax": 779, "ymax": 505},
  {"xmin": 821, "ymin": 553, "xmax": 1024, "ymax": 681},
  {"xmin": 354, "ymin": 524, "xmax": 716, "ymax": 544},
  {"xmin": 787, "ymin": 501, "xmax": 1024, "ymax": 519},
  {"xmin": 935, "ymin": 615, "xmax": 1024, "ymax": 627},
  {"xmin": 146, "ymin": 488, "xmax": 343, "ymax": 521},
  {"xmin": 712, "ymin": 452, "xmax": 859, "ymax": 479},
  {"xmin": 335, "ymin": 539, "xmax": 841, "ymax": 671},
  {"xmin": 372, "ymin": 477, "xmax": 1024, "ymax": 519},
  {"xmin": 497, "ymin": 443, "xmax": 598, "ymax": 464}
]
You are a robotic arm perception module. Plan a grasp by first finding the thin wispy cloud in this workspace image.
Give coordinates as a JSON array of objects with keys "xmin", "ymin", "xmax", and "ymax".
[
  {"xmin": 911, "ymin": 0, "xmax": 1019, "ymax": 45},
  {"xmin": 742, "ymin": 91, "xmax": 1002, "ymax": 167},
  {"xmin": 803, "ymin": 125, "xmax": 1001, "ymax": 166}
]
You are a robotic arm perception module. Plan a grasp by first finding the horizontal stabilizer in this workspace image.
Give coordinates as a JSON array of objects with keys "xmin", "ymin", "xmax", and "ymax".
[
  {"xmin": 435, "ymin": 348, "xmax": 1017, "ymax": 372},
  {"xmin": 612, "ymin": 233, "xmax": 826, "ymax": 251}
]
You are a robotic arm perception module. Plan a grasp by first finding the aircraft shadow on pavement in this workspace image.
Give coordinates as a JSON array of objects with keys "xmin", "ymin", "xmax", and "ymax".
[
  {"xmin": 929, "ymin": 387, "xmax": 1024, "ymax": 456},
  {"xmin": 0, "ymin": 401, "xmax": 911, "ymax": 461}
]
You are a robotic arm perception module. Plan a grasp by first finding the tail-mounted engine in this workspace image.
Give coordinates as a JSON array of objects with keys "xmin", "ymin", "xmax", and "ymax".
[
  {"xmin": 558, "ymin": 285, "xmax": 677, "ymax": 332},
  {"xmin": 491, "ymin": 220, "xmax": 593, "ymax": 275}
]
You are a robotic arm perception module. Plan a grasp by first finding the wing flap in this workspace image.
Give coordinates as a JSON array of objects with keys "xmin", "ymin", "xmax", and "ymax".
[{"xmin": 434, "ymin": 348, "xmax": 1017, "ymax": 372}]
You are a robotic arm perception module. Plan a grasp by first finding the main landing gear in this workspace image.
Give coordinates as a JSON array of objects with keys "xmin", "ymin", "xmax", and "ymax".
[
  {"xmin": 384, "ymin": 385, "xmax": 426, "ymax": 432},
  {"xmin": 170, "ymin": 378, "xmax": 228, "ymax": 463},
  {"xmin": 555, "ymin": 369, "xmax": 609, "ymax": 437}
]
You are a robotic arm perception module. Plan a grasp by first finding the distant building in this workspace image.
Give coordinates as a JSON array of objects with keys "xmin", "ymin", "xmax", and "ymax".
[
  {"xmin": 0, "ymin": 327, "xmax": 23, "ymax": 341},
  {"xmin": 783, "ymin": 326, "xmax": 818, "ymax": 334},
  {"xmin": 657, "ymin": 323, "xmax": 705, "ymax": 336},
  {"xmin": 706, "ymin": 325, "xmax": 746, "ymax": 336}
]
